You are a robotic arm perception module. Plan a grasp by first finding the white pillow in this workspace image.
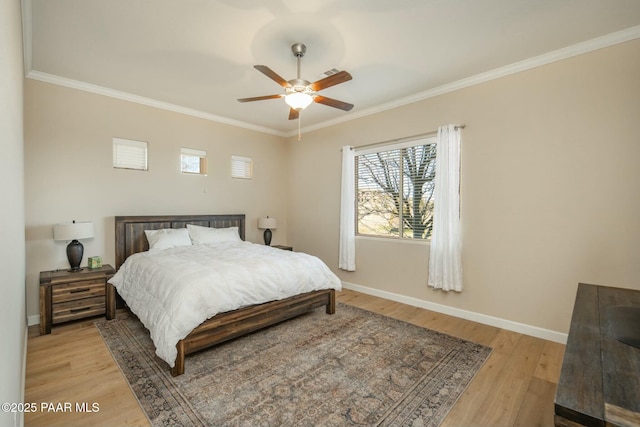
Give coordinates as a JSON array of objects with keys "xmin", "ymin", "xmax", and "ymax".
[
  {"xmin": 144, "ymin": 228, "xmax": 192, "ymax": 251},
  {"xmin": 187, "ymin": 224, "xmax": 241, "ymax": 244}
]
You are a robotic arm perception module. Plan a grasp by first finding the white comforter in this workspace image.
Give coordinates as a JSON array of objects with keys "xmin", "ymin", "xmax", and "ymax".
[{"xmin": 108, "ymin": 241, "xmax": 342, "ymax": 366}]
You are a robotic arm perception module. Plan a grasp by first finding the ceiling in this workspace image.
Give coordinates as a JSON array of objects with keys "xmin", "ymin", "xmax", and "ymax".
[{"xmin": 24, "ymin": 0, "xmax": 640, "ymax": 137}]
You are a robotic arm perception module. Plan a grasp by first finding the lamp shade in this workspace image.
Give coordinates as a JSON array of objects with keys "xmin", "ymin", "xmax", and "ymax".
[
  {"xmin": 257, "ymin": 217, "xmax": 277, "ymax": 230},
  {"xmin": 53, "ymin": 221, "xmax": 94, "ymax": 272},
  {"xmin": 285, "ymin": 92, "xmax": 313, "ymax": 110},
  {"xmin": 53, "ymin": 221, "xmax": 94, "ymax": 241}
]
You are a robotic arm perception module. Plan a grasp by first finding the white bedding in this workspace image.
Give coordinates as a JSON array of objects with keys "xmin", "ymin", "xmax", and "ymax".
[{"xmin": 108, "ymin": 241, "xmax": 342, "ymax": 366}]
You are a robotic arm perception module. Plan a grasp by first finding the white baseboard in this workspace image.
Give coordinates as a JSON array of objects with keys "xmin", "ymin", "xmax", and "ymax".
[
  {"xmin": 26, "ymin": 284, "xmax": 567, "ymax": 343},
  {"xmin": 341, "ymin": 282, "xmax": 567, "ymax": 344},
  {"xmin": 27, "ymin": 314, "xmax": 39, "ymax": 327}
]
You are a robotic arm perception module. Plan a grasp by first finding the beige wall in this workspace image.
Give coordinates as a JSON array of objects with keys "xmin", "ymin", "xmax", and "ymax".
[
  {"xmin": 24, "ymin": 80, "xmax": 289, "ymax": 320},
  {"xmin": 23, "ymin": 39, "xmax": 640, "ymax": 337},
  {"xmin": 287, "ymin": 39, "xmax": 640, "ymax": 335},
  {"xmin": 1, "ymin": 0, "xmax": 26, "ymax": 424}
]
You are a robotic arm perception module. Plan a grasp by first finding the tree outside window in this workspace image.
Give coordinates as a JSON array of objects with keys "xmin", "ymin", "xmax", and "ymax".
[
  {"xmin": 356, "ymin": 139, "xmax": 437, "ymax": 240},
  {"xmin": 181, "ymin": 148, "xmax": 207, "ymax": 175}
]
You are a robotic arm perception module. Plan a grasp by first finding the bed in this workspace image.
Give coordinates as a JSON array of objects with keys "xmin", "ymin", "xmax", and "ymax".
[{"xmin": 109, "ymin": 214, "xmax": 340, "ymax": 376}]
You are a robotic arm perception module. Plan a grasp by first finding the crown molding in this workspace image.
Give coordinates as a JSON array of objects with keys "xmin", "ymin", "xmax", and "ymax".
[
  {"xmin": 290, "ymin": 25, "xmax": 640, "ymax": 138},
  {"xmin": 21, "ymin": 0, "xmax": 639, "ymax": 141},
  {"xmin": 25, "ymin": 70, "xmax": 289, "ymax": 137},
  {"xmin": 21, "ymin": 2, "xmax": 284, "ymax": 136},
  {"xmin": 21, "ymin": 0, "xmax": 32, "ymax": 74}
]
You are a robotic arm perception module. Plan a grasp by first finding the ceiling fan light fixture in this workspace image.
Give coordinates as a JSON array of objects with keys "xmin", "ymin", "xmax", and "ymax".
[
  {"xmin": 285, "ymin": 91, "xmax": 313, "ymax": 110},
  {"xmin": 238, "ymin": 43, "xmax": 353, "ymax": 121}
]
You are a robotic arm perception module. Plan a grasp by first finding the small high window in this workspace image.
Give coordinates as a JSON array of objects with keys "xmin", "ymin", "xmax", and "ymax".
[
  {"xmin": 113, "ymin": 138, "xmax": 148, "ymax": 171},
  {"xmin": 181, "ymin": 148, "xmax": 207, "ymax": 175},
  {"xmin": 231, "ymin": 155, "xmax": 253, "ymax": 179}
]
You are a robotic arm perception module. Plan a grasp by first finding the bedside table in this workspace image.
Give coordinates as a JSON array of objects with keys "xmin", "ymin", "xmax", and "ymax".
[
  {"xmin": 39, "ymin": 264, "xmax": 116, "ymax": 335},
  {"xmin": 272, "ymin": 245, "xmax": 293, "ymax": 251}
]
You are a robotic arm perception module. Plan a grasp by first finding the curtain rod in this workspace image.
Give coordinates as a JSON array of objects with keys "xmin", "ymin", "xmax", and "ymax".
[{"xmin": 344, "ymin": 124, "xmax": 466, "ymax": 151}]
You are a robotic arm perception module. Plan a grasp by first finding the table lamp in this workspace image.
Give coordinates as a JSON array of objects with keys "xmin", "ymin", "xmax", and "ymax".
[
  {"xmin": 257, "ymin": 217, "xmax": 277, "ymax": 246},
  {"xmin": 53, "ymin": 220, "xmax": 94, "ymax": 272}
]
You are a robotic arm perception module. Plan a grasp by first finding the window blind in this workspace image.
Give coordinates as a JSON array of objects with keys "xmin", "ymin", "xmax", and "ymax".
[
  {"xmin": 355, "ymin": 137, "xmax": 437, "ymax": 240},
  {"xmin": 356, "ymin": 149, "xmax": 402, "ymax": 237},
  {"xmin": 231, "ymin": 155, "xmax": 253, "ymax": 179},
  {"xmin": 113, "ymin": 138, "xmax": 148, "ymax": 171}
]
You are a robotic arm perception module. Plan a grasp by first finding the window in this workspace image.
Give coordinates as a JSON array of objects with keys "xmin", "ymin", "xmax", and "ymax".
[
  {"xmin": 231, "ymin": 155, "xmax": 253, "ymax": 179},
  {"xmin": 113, "ymin": 138, "xmax": 148, "ymax": 171},
  {"xmin": 356, "ymin": 137, "xmax": 437, "ymax": 240},
  {"xmin": 181, "ymin": 148, "xmax": 207, "ymax": 175}
]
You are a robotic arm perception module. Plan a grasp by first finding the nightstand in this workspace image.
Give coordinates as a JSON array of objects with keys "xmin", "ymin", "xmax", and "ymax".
[
  {"xmin": 39, "ymin": 264, "xmax": 116, "ymax": 335},
  {"xmin": 272, "ymin": 245, "xmax": 293, "ymax": 251}
]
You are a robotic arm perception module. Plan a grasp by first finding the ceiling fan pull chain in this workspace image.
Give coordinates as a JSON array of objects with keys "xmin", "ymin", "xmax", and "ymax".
[{"xmin": 298, "ymin": 113, "xmax": 302, "ymax": 141}]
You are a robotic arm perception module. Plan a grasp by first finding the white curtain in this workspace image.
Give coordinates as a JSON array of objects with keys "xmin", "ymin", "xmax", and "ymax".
[
  {"xmin": 339, "ymin": 146, "xmax": 356, "ymax": 271},
  {"xmin": 428, "ymin": 125, "xmax": 463, "ymax": 291}
]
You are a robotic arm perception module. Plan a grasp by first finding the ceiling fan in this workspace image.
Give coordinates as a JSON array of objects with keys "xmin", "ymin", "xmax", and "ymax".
[{"xmin": 238, "ymin": 43, "xmax": 354, "ymax": 120}]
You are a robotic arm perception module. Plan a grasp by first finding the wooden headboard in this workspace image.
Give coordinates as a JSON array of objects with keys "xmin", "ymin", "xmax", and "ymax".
[{"xmin": 114, "ymin": 214, "xmax": 246, "ymax": 269}]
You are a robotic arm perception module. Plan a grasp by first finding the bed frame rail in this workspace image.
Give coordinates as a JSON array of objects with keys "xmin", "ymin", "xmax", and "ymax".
[
  {"xmin": 113, "ymin": 214, "xmax": 337, "ymax": 377},
  {"xmin": 171, "ymin": 289, "xmax": 335, "ymax": 376}
]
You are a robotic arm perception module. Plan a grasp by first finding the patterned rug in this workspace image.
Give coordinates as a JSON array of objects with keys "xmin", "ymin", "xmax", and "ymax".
[{"xmin": 96, "ymin": 303, "xmax": 491, "ymax": 427}]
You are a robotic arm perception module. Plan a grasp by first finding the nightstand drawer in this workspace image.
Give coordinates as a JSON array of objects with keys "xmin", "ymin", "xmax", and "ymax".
[
  {"xmin": 40, "ymin": 264, "xmax": 116, "ymax": 335},
  {"xmin": 52, "ymin": 296, "xmax": 106, "ymax": 324},
  {"xmin": 51, "ymin": 279, "xmax": 105, "ymax": 304}
]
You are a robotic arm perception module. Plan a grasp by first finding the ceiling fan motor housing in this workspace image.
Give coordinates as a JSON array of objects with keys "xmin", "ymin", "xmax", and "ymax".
[
  {"xmin": 291, "ymin": 43, "xmax": 306, "ymax": 58},
  {"xmin": 288, "ymin": 78, "xmax": 312, "ymax": 89},
  {"xmin": 237, "ymin": 41, "xmax": 353, "ymax": 118}
]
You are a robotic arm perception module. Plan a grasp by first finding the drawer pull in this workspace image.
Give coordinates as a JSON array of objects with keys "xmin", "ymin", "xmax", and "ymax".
[
  {"xmin": 70, "ymin": 288, "xmax": 91, "ymax": 293},
  {"xmin": 70, "ymin": 307, "xmax": 92, "ymax": 314}
]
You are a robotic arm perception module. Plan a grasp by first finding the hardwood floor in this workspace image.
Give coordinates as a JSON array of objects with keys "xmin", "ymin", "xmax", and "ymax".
[
  {"xmin": 24, "ymin": 320, "xmax": 149, "ymax": 427},
  {"xmin": 339, "ymin": 290, "xmax": 565, "ymax": 427},
  {"xmin": 24, "ymin": 289, "xmax": 565, "ymax": 426}
]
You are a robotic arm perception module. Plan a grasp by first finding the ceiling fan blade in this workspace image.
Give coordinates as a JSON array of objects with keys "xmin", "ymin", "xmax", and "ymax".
[
  {"xmin": 237, "ymin": 94, "xmax": 283, "ymax": 103},
  {"xmin": 254, "ymin": 65, "xmax": 291, "ymax": 88},
  {"xmin": 309, "ymin": 71, "xmax": 352, "ymax": 91},
  {"xmin": 288, "ymin": 108, "xmax": 300, "ymax": 120},
  {"xmin": 314, "ymin": 95, "xmax": 354, "ymax": 111}
]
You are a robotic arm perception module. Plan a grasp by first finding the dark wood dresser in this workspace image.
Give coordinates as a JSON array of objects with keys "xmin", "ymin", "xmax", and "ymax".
[
  {"xmin": 39, "ymin": 264, "xmax": 116, "ymax": 335},
  {"xmin": 555, "ymin": 283, "xmax": 640, "ymax": 426}
]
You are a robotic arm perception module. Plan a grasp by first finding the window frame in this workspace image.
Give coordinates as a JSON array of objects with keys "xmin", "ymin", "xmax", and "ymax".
[
  {"xmin": 180, "ymin": 148, "xmax": 207, "ymax": 176},
  {"xmin": 355, "ymin": 136, "xmax": 437, "ymax": 242},
  {"xmin": 231, "ymin": 155, "xmax": 253, "ymax": 179},
  {"xmin": 112, "ymin": 138, "xmax": 148, "ymax": 171}
]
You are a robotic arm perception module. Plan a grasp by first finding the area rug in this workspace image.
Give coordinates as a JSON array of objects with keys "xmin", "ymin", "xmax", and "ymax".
[{"xmin": 96, "ymin": 303, "xmax": 491, "ymax": 427}]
